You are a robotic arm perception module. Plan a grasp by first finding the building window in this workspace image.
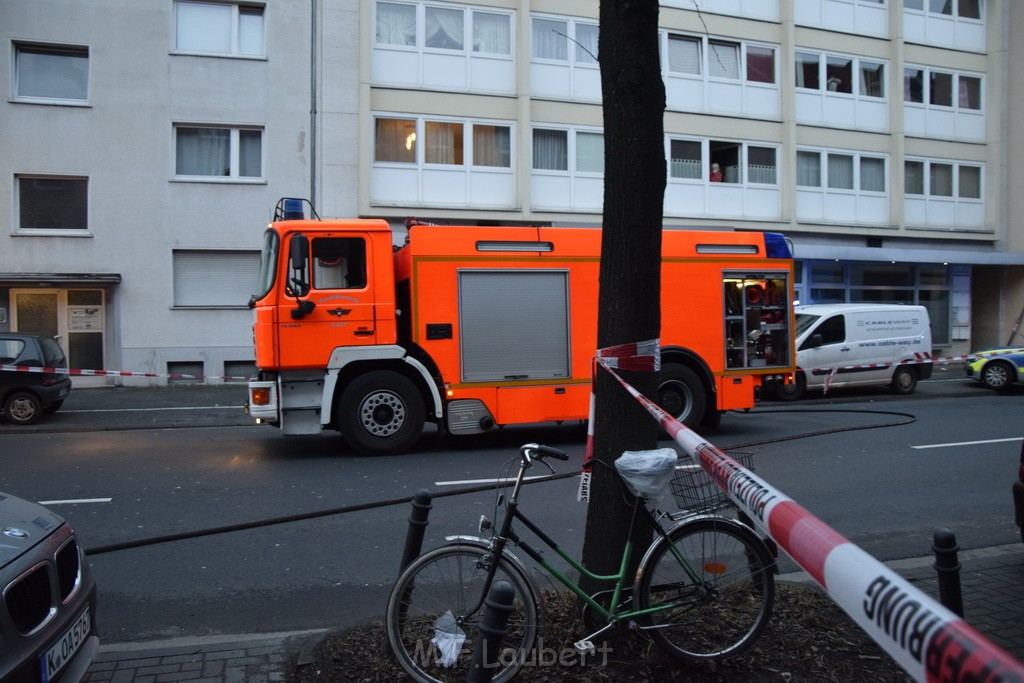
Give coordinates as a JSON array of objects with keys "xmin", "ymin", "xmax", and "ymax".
[
  {"xmin": 172, "ymin": 250, "xmax": 260, "ymax": 307},
  {"xmin": 799, "ymin": 51, "xmax": 886, "ymax": 98},
  {"xmin": 531, "ymin": 17, "xmax": 596, "ymax": 64},
  {"xmin": 708, "ymin": 40, "xmax": 740, "ymax": 79},
  {"xmin": 425, "ymin": 6, "xmax": 463, "ymax": 50},
  {"xmin": 798, "ymin": 149, "xmax": 887, "ymax": 193},
  {"xmin": 174, "ymin": 125, "xmax": 263, "ymax": 179},
  {"xmin": 576, "ymin": 132, "xmax": 604, "ymax": 173},
  {"xmin": 14, "ymin": 43, "xmax": 88, "ymax": 102},
  {"xmin": 907, "ymin": 0, "xmax": 982, "ymax": 19},
  {"xmin": 473, "ymin": 11, "xmax": 511, "ymax": 54},
  {"xmin": 175, "ymin": 1, "xmax": 265, "ymax": 56},
  {"xmin": 533, "ymin": 129, "xmax": 568, "ymax": 171},
  {"xmin": 905, "ymin": 65, "xmax": 983, "ymax": 112},
  {"xmin": 746, "ymin": 46, "xmax": 775, "ymax": 84},
  {"xmin": 374, "ymin": 116, "xmax": 512, "ymax": 169},
  {"xmin": 374, "ymin": 118, "xmax": 417, "ymax": 163},
  {"xmin": 669, "ymin": 139, "xmax": 702, "ymax": 179},
  {"xmin": 667, "ymin": 35, "xmax": 701, "ymax": 75},
  {"xmin": 905, "ymin": 158, "xmax": 984, "ymax": 200},
  {"xmin": 16, "ymin": 175, "xmax": 88, "ymax": 232},
  {"xmin": 377, "ymin": 2, "xmax": 417, "ymax": 46}
]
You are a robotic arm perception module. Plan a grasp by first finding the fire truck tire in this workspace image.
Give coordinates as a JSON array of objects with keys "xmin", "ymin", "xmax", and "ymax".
[
  {"xmin": 658, "ymin": 364, "xmax": 706, "ymax": 430},
  {"xmin": 338, "ymin": 371, "xmax": 425, "ymax": 455},
  {"xmin": 775, "ymin": 372, "xmax": 806, "ymax": 401}
]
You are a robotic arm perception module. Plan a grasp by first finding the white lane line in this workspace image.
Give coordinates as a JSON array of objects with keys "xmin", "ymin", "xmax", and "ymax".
[
  {"xmin": 38, "ymin": 498, "xmax": 113, "ymax": 505},
  {"xmin": 64, "ymin": 405, "xmax": 244, "ymax": 414},
  {"xmin": 434, "ymin": 475, "xmax": 567, "ymax": 487},
  {"xmin": 912, "ymin": 436, "xmax": 1023, "ymax": 450}
]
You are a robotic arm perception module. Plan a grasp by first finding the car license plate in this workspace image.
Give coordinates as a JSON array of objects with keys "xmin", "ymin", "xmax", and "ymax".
[
  {"xmin": 40, "ymin": 606, "xmax": 90, "ymax": 682},
  {"xmin": 58, "ymin": 387, "xmax": 69, "ymax": 399}
]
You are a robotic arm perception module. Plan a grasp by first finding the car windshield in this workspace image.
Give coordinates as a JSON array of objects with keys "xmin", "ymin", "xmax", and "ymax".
[
  {"xmin": 795, "ymin": 313, "xmax": 820, "ymax": 337},
  {"xmin": 250, "ymin": 229, "xmax": 280, "ymax": 306}
]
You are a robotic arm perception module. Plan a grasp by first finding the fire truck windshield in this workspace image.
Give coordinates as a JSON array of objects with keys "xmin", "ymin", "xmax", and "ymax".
[{"xmin": 249, "ymin": 229, "xmax": 280, "ymax": 307}]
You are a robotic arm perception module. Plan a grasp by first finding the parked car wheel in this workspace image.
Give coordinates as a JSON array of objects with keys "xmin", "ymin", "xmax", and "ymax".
[
  {"xmin": 890, "ymin": 366, "xmax": 918, "ymax": 395},
  {"xmin": 3, "ymin": 391, "xmax": 42, "ymax": 426},
  {"xmin": 981, "ymin": 360, "xmax": 1015, "ymax": 391}
]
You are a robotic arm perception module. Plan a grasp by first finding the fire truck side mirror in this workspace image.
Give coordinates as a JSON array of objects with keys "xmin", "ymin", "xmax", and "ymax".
[{"xmin": 288, "ymin": 234, "xmax": 310, "ymax": 298}]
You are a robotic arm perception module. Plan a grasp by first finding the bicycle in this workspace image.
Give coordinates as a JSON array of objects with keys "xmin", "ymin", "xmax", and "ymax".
[{"xmin": 385, "ymin": 443, "xmax": 776, "ymax": 682}]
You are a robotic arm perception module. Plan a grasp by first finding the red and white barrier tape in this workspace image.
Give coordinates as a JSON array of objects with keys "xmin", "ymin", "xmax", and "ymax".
[
  {"xmin": 593, "ymin": 357, "xmax": 1024, "ymax": 682},
  {"xmin": 0, "ymin": 364, "xmax": 250, "ymax": 382}
]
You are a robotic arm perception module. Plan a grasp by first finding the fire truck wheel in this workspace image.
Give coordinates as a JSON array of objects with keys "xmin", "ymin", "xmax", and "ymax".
[
  {"xmin": 338, "ymin": 371, "xmax": 425, "ymax": 455},
  {"xmin": 775, "ymin": 372, "xmax": 806, "ymax": 401},
  {"xmin": 657, "ymin": 364, "xmax": 706, "ymax": 430}
]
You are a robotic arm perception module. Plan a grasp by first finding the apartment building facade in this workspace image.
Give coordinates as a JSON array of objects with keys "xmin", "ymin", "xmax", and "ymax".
[{"xmin": 2, "ymin": 0, "xmax": 1022, "ymax": 384}]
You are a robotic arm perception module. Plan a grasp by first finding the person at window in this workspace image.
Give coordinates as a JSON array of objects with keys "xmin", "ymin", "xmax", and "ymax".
[{"xmin": 710, "ymin": 163, "xmax": 724, "ymax": 182}]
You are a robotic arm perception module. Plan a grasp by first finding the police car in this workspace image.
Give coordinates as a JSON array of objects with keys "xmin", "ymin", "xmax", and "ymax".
[{"xmin": 965, "ymin": 346, "xmax": 1024, "ymax": 391}]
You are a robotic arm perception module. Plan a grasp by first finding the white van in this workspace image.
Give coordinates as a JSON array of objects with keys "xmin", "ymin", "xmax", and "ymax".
[{"xmin": 777, "ymin": 304, "xmax": 933, "ymax": 400}]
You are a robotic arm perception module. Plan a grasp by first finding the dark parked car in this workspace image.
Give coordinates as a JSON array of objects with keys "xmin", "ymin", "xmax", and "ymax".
[
  {"xmin": 0, "ymin": 333, "xmax": 72, "ymax": 425},
  {"xmin": 1, "ymin": 491, "xmax": 98, "ymax": 682}
]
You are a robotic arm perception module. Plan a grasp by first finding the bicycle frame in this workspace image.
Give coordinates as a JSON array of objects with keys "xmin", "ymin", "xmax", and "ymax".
[{"xmin": 462, "ymin": 459, "xmax": 709, "ymax": 628}]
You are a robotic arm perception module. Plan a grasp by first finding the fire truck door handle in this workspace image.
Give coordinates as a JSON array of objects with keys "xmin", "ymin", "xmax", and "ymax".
[{"xmin": 354, "ymin": 329, "xmax": 374, "ymax": 336}]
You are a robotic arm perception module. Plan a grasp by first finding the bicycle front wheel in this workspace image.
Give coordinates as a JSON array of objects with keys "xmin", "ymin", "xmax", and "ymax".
[
  {"xmin": 385, "ymin": 544, "xmax": 540, "ymax": 683},
  {"xmin": 636, "ymin": 518, "xmax": 775, "ymax": 661}
]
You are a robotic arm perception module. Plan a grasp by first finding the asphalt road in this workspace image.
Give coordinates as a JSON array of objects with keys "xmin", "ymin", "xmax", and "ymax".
[{"xmin": 1, "ymin": 366, "xmax": 1022, "ymax": 644}]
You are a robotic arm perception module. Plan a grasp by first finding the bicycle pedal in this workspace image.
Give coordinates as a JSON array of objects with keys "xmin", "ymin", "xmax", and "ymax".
[{"xmin": 574, "ymin": 639, "xmax": 595, "ymax": 655}]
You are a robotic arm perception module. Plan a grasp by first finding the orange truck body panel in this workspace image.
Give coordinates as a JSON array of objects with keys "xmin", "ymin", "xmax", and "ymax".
[{"xmin": 249, "ymin": 212, "xmax": 795, "ymax": 453}]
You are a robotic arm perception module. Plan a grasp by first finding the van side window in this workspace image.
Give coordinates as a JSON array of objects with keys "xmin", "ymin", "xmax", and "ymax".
[
  {"xmin": 312, "ymin": 237, "xmax": 367, "ymax": 290},
  {"xmin": 816, "ymin": 314, "xmax": 846, "ymax": 345}
]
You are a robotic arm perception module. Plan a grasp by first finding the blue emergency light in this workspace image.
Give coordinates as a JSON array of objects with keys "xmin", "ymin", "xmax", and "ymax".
[{"xmin": 282, "ymin": 198, "xmax": 305, "ymax": 221}]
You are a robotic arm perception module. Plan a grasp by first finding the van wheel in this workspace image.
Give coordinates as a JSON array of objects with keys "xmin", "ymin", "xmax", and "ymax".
[
  {"xmin": 775, "ymin": 372, "xmax": 806, "ymax": 401},
  {"xmin": 658, "ymin": 364, "xmax": 706, "ymax": 430},
  {"xmin": 337, "ymin": 371, "xmax": 425, "ymax": 455},
  {"xmin": 890, "ymin": 366, "xmax": 918, "ymax": 395},
  {"xmin": 4, "ymin": 392, "xmax": 43, "ymax": 425}
]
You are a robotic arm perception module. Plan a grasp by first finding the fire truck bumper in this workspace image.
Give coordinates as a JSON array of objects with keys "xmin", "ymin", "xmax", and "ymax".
[{"xmin": 247, "ymin": 380, "xmax": 280, "ymax": 424}]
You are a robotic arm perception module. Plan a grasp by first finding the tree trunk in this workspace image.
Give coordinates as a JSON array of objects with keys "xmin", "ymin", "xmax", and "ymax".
[{"xmin": 579, "ymin": 0, "xmax": 667, "ymax": 595}]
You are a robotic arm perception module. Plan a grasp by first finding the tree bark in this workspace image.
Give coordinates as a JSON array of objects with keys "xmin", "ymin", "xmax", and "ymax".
[{"xmin": 579, "ymin": 0, "xmax": 667, "ymax": 594}]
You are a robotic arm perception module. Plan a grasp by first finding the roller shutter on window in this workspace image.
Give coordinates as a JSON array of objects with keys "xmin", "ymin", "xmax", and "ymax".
[
  {"xmin": 459, "ymin": 270, "xmax": 570, "ymax": 382},
  {"xmin": 173, "ymin": 250, "xmax": 260, "ymax": 306}
]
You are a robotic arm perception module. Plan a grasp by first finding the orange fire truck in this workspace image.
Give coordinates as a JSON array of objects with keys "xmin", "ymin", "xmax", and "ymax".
[{"xmin": 247, "ymin": 199, "xmax": 796, "ymax": 455}]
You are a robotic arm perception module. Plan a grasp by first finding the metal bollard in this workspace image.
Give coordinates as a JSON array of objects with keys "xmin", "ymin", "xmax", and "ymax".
[
  {"xmin": 400, "ymin": 489, "xmax": 432, "ymax": 572},
  {"xmin": 933, "ymin": 527, "xmax": 964, "ymax": 617},
  {"xmin": 467, "ymin": 580, "xmax": 515, "ymax": 683}
]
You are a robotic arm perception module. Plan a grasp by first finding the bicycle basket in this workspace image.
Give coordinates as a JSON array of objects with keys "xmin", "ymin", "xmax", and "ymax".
[{"xmin": 670, "ymin": 451, "xmax": 754, "ymax": 514}]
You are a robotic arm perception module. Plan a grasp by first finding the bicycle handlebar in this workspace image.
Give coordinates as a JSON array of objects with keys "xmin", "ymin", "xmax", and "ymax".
[{"xmin": 521, "ymin": 443, "xmax": 569, "ymax": 462}]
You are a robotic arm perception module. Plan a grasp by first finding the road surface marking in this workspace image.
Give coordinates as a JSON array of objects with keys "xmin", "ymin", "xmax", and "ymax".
[
  {"xmin": 64, "ymin": 406, "xmax": 244, "ymax": 414},
  {"xmin": 912, "ymin": 436, "xmax": 1023, "ymax": 450},
  {"xmin": 38, "ymin": 498, "xmax": 112, "ymax": 505}
]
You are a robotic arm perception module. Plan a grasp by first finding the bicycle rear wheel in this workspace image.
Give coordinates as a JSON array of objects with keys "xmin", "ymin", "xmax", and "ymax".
[
  {"xmin": 385, "ymin": 544, "xmax": 540, "ymax": 683},
  {"xmin": 635, "ymin": 517, "xmax": 774, "ymax": 660}
]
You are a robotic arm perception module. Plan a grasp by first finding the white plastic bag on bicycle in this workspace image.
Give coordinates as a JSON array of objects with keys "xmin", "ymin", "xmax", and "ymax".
[
  {"xmin": 432, "ymin": 610, "xmax": 466, "ymax": 667},
  {"xmin": 614, "ymin": 448, "xmax": 679, "ymax": 503}
]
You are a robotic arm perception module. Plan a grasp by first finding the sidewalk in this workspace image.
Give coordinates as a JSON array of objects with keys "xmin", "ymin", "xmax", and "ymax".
[{"xmin": 81, "ymin": 543, "xmax": 1024, "ymax": 681}]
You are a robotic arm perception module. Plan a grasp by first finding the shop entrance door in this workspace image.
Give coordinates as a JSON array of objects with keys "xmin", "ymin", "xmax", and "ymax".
[{"xmin": 11, "ymin": 289, "xmax": 106, "ymax": 387}]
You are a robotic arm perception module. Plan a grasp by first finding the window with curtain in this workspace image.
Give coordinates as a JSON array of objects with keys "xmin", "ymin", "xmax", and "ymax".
[
  {"xmin": 930, "ymin": 163, "xmax": 953, "ymax": 196},
  {"xmin": 827, "ymin": 154, "xmax": 854, "ymax": 190},
  {"xmin": 15, "ymin": 44, "xmax": 89, "ymax": 101},
  {"xmin": 472, "ymin": 11, "xmax": 510, "ymax": 54},
  {"xmin": 472, "ymin": 125, "xmax": 511, "ymax": 167},
  {"xmin": 575, "ymin": 23, "xmax": 599, "ymax": 64},
  {"xmin": 795, "ymin": 52, "xmax": 819, "ymax": 89},
  {"xmin": 576, "ymin": 132, "xmax": 604, "ymax": 173},
  {"xmin": 747, "ymin": 146, "xmax": 777, "ymax": 184},
  {"xmin": 905, "ymin": 0, "xmax": 924, "ymax": 9},
  {"xmin": 904, "ymin": 68, "xmax": 924, "ymax": 102},
  {"xmin": 668, "ymin": 35, "xmax": 701, "ymax": 75},
  {"xmin": 746, "ymin": 46, "xmax": 775, "ymax": 84},
  {"xmin": 905, "ymin": 161, "xmax": 925, "ymax": 195},
  {"xmin": 425, "ymin": 121, "xmax": 464, "ymax": 164},
  {"xmin": 175, "ymin": 1, "xmax": 264, "ymax": 56},
  {"xmin": 859, "ymin": 61, "xmax": 884, "ymax": 98},
  {"xmin": 176, "ymin": 127, "xmax": 230, "ymax": 176},
  {"xmin": 930, "ymin": 0, "xmax": 953, "ymax": 14},
  {"xmin": 16, "ymin": 175, "xmax": 88, "ymax": 231},
  {"xmin": 533, "ymin": 129, "xmax": 568, "ymax": 170},
  {"xmin": 374, "ymin": 118, "xmax": 417, "ymax": 163},
  {"xmin": 959, "ymin": 166, "xmax": 981, "ymax": 198},
  {"xmin": 532, "ymin": 18, "xmax": 567, "ymax": 60},
  {"xmin": 860, "ymin": 157, "xmax": 885, "ymax": 192},
  {"xmin": 425, "ymin": 6, "xmax": 464, "ymax": 50},
  {"xmin": 670, "ymin": 139, "xmax": 702, "ymax": 179},
  {"xmin": 958, "ymin": 0, "xmax": 981, "ymax": 19},
  {"xmin": 797, "ymin": 151, "xmax": 821, "ymax": 187},
  {"xmin": 958, "ymin": 75, "xmax": 981, "ymax": 109},
  {"xmin": 376, "ymin": 2, "xmax": 417, "ymax": 46},
  {"xmin": 826, "ymin": 57, "xmax": 853, "ymax": 93},
  {"xmin": 708, "ymin": 40, "xmax": 739, "ymax": 79},
  {"xmin": 930, "ymin": 71, "xmax": 953, "ymax": 106}
]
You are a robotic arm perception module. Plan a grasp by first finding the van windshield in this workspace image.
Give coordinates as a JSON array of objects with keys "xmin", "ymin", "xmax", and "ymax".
[{"xmin": 795, "ymin": 313, "xmax": 820, "ymax": 337}]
